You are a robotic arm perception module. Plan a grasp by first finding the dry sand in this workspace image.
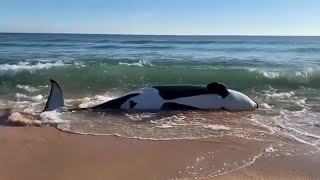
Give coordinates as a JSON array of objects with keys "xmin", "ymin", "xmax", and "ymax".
[{"xmin": 0, "ymin": 127, "xmax": 319, "ymax": 180}]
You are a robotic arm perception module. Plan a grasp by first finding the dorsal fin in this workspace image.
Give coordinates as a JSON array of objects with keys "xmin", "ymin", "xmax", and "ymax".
[
  {"xmin": 206, "ymin": 82, "xmax": 229, "ymax": 98},
  {"xmin": 43, "ymin": 79, "xmax": 65, "ymax": 112}
]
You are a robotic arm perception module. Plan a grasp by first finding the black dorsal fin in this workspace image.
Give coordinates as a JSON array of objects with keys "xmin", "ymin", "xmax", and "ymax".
[
  {"xmin": 206, "ymin": 82, "xmax": 229, "ymax": 98},
  {"xmin": 43, "ymin": 79, "xmax": 65, "ymax": 112}
]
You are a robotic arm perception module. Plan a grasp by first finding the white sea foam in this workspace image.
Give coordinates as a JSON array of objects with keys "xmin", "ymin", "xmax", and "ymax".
[
  {"xmin": 118, "ymin": 59, "xmax": 153, "ymax": 67},
  {"xmin": 259, "ymin": 103, "xmax": 272, "ymax": 109},
  {"xmin": 40, "ymin": 111, "xmax": 67, "ymax": 124},
  {"xmin": 156, "ymin": 124, "xmax": 174, "ymax": 128},
  {"xmin": 266, "ymin": 91, "xmax": 295, "ymax": 98},
  {"xmin": 78, "ymin": 95, "xmax": 113, "ymax": 108},
  {"xmin": 204, "ymin": 124, "xmax": 231, "ymax": 131},
  {"xmin": 0, "ymin": 61, "xmax": 67, "ymax": 75},
  {"xmin": 295, "ymin": 71, "xmax": 309, "ymax": 78},
  {"xmin": 16, "ymin": 84, "xmax": 40, "ymax": 92},
  {"xmin": 154, "ymin": 121, "xmax": 231, "ymax": 131},
  {"xmin": 264, "ymin": 146, "xmax": 277, "ymax": 153},
  {"xmin": 262, "ymin": 71, "xmax": 280, "ymax": 78},
  {"xmin": 249, "ymin": 68, "xmax": 320, "ymax": 82},
  {"xmin": 15, "ymin": 93, "xmax": 43, "ymax": 102},
  {"xmin": 295, "ymin": 98, "xmax": 307, "ymax": 106},
  {"xmin": 254, "ymin": 107, "xmax": 320, "ymax": 150}
]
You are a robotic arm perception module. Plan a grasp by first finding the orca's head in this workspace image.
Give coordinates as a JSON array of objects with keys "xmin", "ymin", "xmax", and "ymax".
[{"xmin": 222, "ymin": 89, "xmax": 258, "ymax": 111}]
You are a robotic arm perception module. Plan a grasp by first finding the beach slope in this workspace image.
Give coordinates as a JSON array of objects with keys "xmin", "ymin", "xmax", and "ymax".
[{"xmin": 0, "ymin": 127, "xmax": 319, "ymax": 180}]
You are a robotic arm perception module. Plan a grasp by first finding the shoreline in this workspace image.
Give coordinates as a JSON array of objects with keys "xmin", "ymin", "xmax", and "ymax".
[{"xmin": 0, "ymin": 126, "xmax": 319, "ymax": 180}]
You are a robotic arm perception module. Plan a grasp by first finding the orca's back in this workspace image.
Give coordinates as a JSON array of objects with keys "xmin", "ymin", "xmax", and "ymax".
[{"xmin": 152, "ymin": 85, "xmax": 210, "ymax": 100}]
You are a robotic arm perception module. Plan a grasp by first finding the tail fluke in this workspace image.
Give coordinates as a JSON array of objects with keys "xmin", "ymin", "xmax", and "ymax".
[{"xmin": 43, "ymin": 79, "xmax": 65, "ymax": 112}]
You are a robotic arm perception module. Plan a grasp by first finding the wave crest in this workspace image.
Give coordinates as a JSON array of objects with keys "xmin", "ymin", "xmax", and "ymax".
[
  {"xmin": 118, "ymin": 59, "xmax": 154, "ymax": 67},
  {"xmin": 0, "ymin": 61, "xmax": 67, "ymax": 75}
]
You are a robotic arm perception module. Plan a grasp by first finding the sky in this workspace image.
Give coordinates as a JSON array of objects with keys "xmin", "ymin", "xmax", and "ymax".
[{"xmin": 0, "ymin": 0, "xmax": 319, "ymax": 35}]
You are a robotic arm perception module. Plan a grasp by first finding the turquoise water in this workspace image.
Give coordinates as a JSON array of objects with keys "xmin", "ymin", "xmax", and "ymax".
[
  {"xmin": 0, "ymin": 33, "xmax": 320, "ymax": 150},
  {"xmin": 1, "ymin": 33, "xmax": 320, "ymax": 94}
]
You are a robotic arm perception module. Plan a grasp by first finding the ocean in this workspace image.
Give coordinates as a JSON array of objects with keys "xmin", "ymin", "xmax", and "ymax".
[{"xmin": 0, "ymin": 33, "xmax": 320, "ymax": 147}]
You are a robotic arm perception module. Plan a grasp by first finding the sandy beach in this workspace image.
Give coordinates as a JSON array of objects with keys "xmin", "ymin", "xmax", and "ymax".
[{"xmin": 0, "ymin": 126, "xmax": 319, "ymax": 180}]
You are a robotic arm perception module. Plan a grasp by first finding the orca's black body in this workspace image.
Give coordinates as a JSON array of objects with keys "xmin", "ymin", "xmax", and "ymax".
[{"xmin": 44, "ymin": 79, "xmax": 258, "ymax": 112}]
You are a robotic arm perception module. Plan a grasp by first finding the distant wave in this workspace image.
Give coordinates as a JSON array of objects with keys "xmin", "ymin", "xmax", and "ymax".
[
  {"xmin": 88, "ymin": 45, "xmax": 126, "ymax": 49},
  {"xmin": 1, "ymin": 40, "xmax": 316, "ymax": 47},
  {"xmin": 117, "ymin": 40, "xmax": 316, "ymax": 45},
  {"xmin": 0, "ymin": 42, "xmax": 76, "ymax": 47},
  {"xmin": 0, "ymin": 61, "xmax": 68, "ymax": 75},
  {"xmin": 282, "ymin": 47, "xmax": 320, "ymax": 53},
  {"xmin": 89, "ymin": 44, "xmax": 176, "ymax": 50},
  {"xmin": 43, "ymin": 38, "xmax": 84, "ymax": 43},
  {"xmin": 119, "ymin": 40, "xmax": 253, "ymax": 45},
  {"xmin": 95, "ymin": 40, "xmax": 112, "ymax": 43}
]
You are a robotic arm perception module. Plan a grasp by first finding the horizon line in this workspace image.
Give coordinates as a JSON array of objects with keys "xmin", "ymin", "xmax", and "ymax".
[{"xmin": 0, "ymin": 31, "xmax": 320, "ymax": 37}]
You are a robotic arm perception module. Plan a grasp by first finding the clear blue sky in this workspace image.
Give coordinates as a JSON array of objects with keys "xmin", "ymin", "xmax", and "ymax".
[{"xmin": 1, "ymin": 0, "xmax": 319, "ymax": 35}]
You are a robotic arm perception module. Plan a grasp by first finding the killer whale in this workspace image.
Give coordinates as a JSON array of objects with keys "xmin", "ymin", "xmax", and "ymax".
[{"xmin": 44, "ymin": 79, "xmax": 258, "ymax": 112}]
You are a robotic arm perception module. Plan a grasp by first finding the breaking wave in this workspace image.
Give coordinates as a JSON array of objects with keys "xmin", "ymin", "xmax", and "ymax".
[{"xmin": 0, "ymin": 59, "xmax": 319, "ymax": 90}]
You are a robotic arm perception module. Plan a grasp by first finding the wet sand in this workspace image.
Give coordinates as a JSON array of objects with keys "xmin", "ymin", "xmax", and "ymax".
[{"xmin": 0, "ymin": 127, "xmax": 319, "ymax": 180}]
